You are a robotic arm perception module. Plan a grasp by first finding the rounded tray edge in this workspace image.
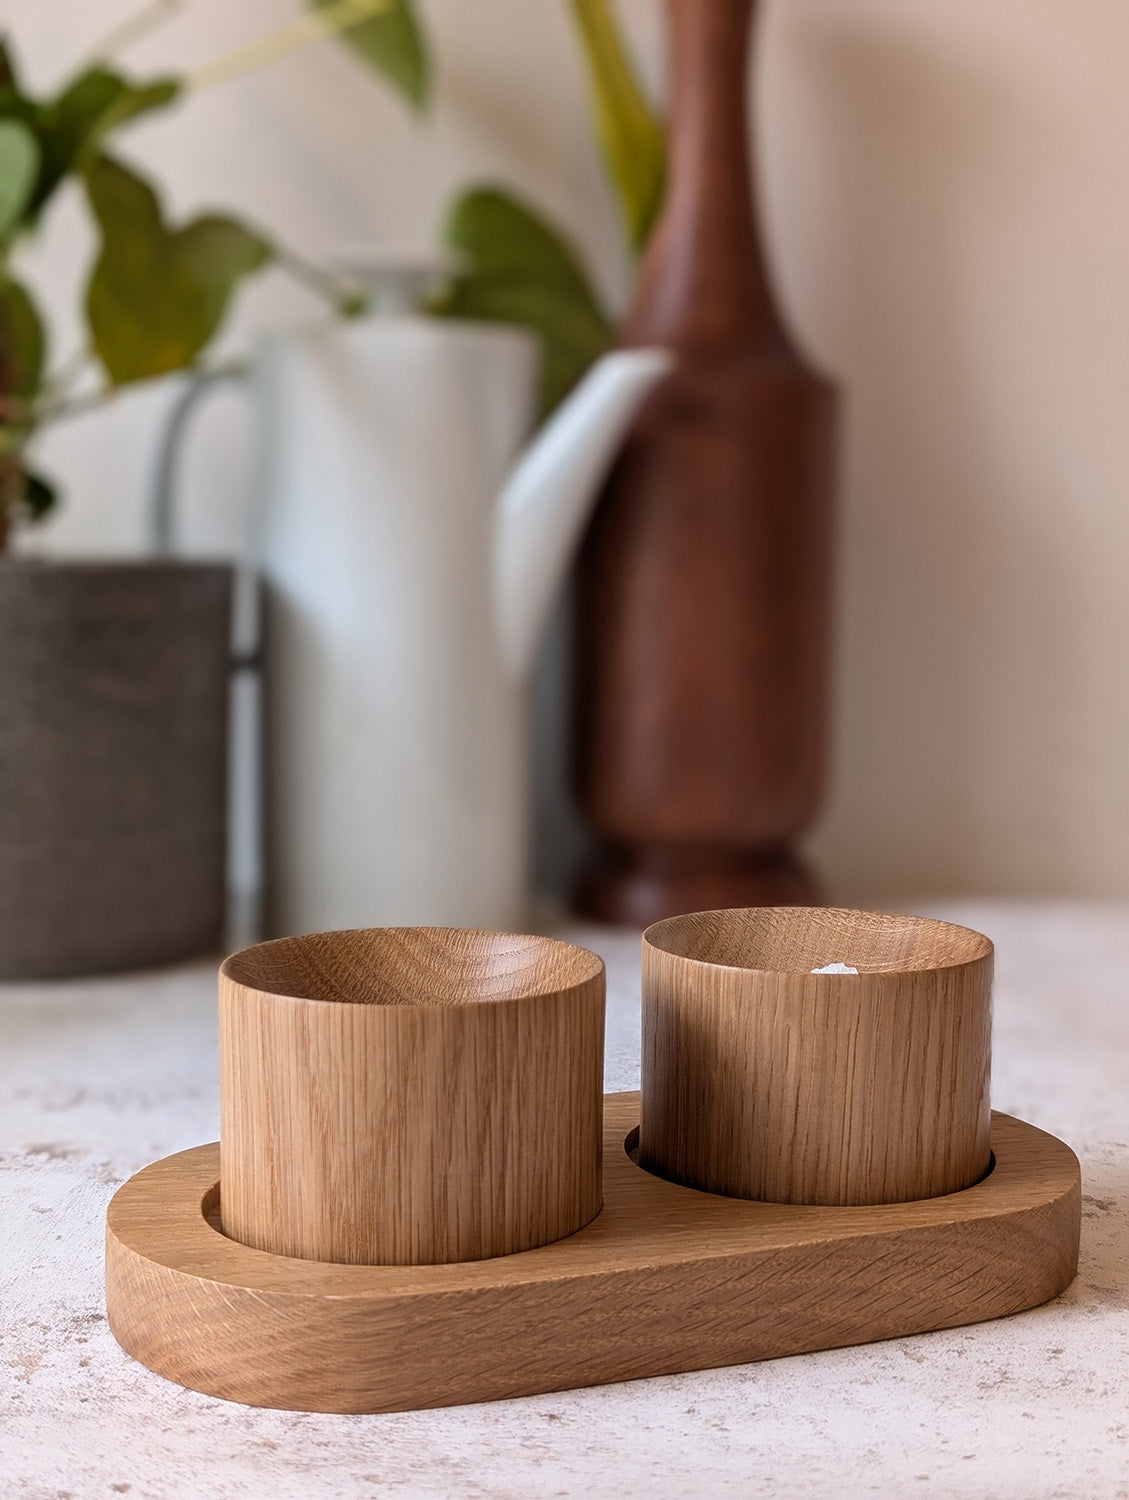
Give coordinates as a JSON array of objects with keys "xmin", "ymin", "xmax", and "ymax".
[{"xmin": 105, "ymin": 1095, "xmax": 1082, "ymax": 1413}]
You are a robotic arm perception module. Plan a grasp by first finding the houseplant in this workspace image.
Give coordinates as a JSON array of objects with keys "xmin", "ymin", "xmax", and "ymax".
[
  {"xmin": 0, "ymin": 0, "xmax": 670, "ymax": 973},
  {"xmin": 0, "ymin": 26, "xmax": 353, "ymax": 977}
]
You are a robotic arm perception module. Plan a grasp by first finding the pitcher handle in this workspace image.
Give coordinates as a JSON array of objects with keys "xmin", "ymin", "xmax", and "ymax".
[
  {"xmin": 150, "ymin": 361, "xmax": 262, "ymax": 946},
  {"xmin": 150, "ymin": 364, "xmax": 248, "ymax": 556}
]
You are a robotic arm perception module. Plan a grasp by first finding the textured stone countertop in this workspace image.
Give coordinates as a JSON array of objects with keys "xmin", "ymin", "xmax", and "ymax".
[{"xmin": 2, "ymin": 901, "xmax": 1127, "ymax": 1500}]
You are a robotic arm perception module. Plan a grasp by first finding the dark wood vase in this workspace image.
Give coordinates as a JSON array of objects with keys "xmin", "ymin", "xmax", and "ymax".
[{"xmin": 571, "ymin": 0, "xmax": 838, "ymax": 925}]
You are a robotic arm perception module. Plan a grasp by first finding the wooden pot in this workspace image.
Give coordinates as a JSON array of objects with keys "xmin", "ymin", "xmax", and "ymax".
[
  {"xmin": 0, "ymin": 560, "xmax": 232, "ymax": 978},
  {"xmin": 219, "ymin": 927, "xmax": 606, "ymax": 1265},
  {"xmin": 641, "ymin": 907, "xmax": 993, "ymax": 1205}
]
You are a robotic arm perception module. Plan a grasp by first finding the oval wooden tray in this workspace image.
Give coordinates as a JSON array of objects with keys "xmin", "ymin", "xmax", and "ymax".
[{"xmin": 105, "ymin": 1093, "xmax": 1080, "ymax": 1413}]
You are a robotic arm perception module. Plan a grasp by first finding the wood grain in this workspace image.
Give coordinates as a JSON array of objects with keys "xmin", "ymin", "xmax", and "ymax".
[
  {"xmin": 105, "ymin": 1094, "xmax": 1079, "ymax": 1414},
  {"xmin": 219, "ymin": 928, "xmax": 605, "ymax": 1264},
  {"xmin": 570, "ymin": 0, "xmax": 837, "ymax": 925},
  {"xmin": 642, "ymin": 908, "xmax": 994, "ymax": 1205}
]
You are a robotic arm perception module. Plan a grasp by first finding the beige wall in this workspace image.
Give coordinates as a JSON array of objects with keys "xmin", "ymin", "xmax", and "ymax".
[
  {"xmin": 12, "ymin": 0, "xmax": 1129, "ymax": 901},
  {"xmin": 764, "ymin": 1, "xmax": 1129, "ymax": 901}
]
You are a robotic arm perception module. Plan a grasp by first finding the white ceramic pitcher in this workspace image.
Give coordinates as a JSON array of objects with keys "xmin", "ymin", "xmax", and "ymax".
[{"xmin": 159, "ymin": 312, "xmax": 669, "ymax": 935}]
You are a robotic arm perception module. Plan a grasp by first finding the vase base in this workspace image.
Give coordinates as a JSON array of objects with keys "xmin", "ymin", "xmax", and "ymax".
[{"xmin": 570, "ymin": 845, "xmax": 821, "ymax": 926}]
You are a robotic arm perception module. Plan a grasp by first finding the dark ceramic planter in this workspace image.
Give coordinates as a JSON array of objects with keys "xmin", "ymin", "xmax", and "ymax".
[{"xmin": 0, "ymin": 560, "xmax": 232, "ymax": 978}]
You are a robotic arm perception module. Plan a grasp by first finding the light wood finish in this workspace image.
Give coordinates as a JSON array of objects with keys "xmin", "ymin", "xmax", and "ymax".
[
  {"xmin": 105, "ymin": 1093, "xmax": 1079, "ymax": 1414},
  {"xmin": 571, "ymin": 0, "xmax": 838, "ymax": 924},
  {"xmin": 642, "ymin": 908, "xmax": 994, "ymax": 1205},
  {"xmin": 219, "ymin": 928, "xmax": 605, "ymax": 1265}
]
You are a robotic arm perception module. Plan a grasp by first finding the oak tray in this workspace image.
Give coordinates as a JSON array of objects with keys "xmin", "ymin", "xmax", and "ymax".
[{"xmin": 105, "ymin": 1092, "xmax": 1080, "ymax": 1414}]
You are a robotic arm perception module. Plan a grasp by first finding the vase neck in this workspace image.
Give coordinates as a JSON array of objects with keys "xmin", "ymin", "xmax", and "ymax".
[{"xmin": 624, "ymin": 0, "xmax": 788, "ymax": 354}]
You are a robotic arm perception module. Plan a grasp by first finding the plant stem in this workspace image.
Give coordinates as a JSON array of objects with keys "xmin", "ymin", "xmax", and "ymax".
[
  {"xmin": 273, "ymin": 244, "xmax": 368, "ymax": 316},
  {"xmin": 85, "ymin": 0, "xmax": 187, "ymax": 64},
  {"xmin": 33, "ymin": 383, "xmax": 116, "ymax": 426},
  {"xmin": 188, "ymin": 0, "xmax": 393, "ymax": 92},
  {"xmin": 0, "ymin": 456, "xmax": 20, "ymax": 554},
  {"xmin": 36, "ymin": 357, "xmax": 252, "ymax": 428},
  {"xmin": 40, "ymin": 346, "xmax": 94, "ymax": 404},
  {"xmin": 0, "ymin": 394, "xmax": 34, "ymax": 426}
]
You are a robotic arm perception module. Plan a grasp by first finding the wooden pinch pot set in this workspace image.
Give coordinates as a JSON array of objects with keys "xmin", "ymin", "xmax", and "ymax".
[{"xmin": 105, "ymin": 909, "xmax": 1081, "ymax": 1414}]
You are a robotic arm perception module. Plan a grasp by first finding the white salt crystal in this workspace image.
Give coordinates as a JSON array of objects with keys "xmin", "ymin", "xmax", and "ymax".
[{"xmin": 811, "ymin": 961, "xmax": 859, "ymax": 975}]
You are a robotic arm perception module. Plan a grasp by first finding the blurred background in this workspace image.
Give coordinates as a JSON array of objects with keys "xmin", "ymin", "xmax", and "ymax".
[{"xmin": 10, "ymin": 0, "xmax": 1129, "ymax": 910}]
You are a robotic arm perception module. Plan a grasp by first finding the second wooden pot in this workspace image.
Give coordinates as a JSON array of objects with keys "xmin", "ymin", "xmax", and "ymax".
[{"xmin": 641, "ymin": 907, "xmax": 993, "ymax": 1205}]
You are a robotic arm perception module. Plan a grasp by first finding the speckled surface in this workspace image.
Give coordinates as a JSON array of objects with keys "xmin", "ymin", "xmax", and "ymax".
[{"xmin": 2, "ymin": 902, "xmax": 1127, "ymax": 1499}]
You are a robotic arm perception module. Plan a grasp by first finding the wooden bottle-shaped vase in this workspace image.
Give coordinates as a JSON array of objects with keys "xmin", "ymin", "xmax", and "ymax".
[{"xmin": 572, "ymin": 0, "xmax": 838, "ymax": 924}]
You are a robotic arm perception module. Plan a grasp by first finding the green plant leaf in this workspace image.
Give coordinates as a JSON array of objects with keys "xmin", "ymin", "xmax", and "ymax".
[
  {"xmin": 311, "ymin": 0, "xmax": 428, "ymax": 109},
  {"xmin": 0, "ymin": 38, "xmax": 45, "ymax": 223},
  {"xmin": 0, "ymin": 272, "xmax": 45, "ymax": 400},
  {"xmin": 0, "ymin": 42, "xmax": 180, "ymax": 229},
  {"xmin": 21, "ymin": 467, "xmax": 56, "ymax": 518},
  {"xmin": 84, "ymin": 154, "xmax": 271, "ymax": 385},
  {"xmin": 76, "ymin": 70, "xmax": 180, "ymax": 143},
  {"xmin": 569, "ymin": 0, "xmax": 665, "ymax": 251},
  {"xmin": 435, "ymin": 186, "xmax": 612, "ymax": 415},
  {"xmin": 0, "ymin": 119, "xmax": 39, "ymax": 238},
  {"xmin": 32, "ymin": 67, "xmax": 179, "ymax": 219},
  {"xmin": 0, "ymin": 36, "xmax": 20, "ymax": 92}
]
